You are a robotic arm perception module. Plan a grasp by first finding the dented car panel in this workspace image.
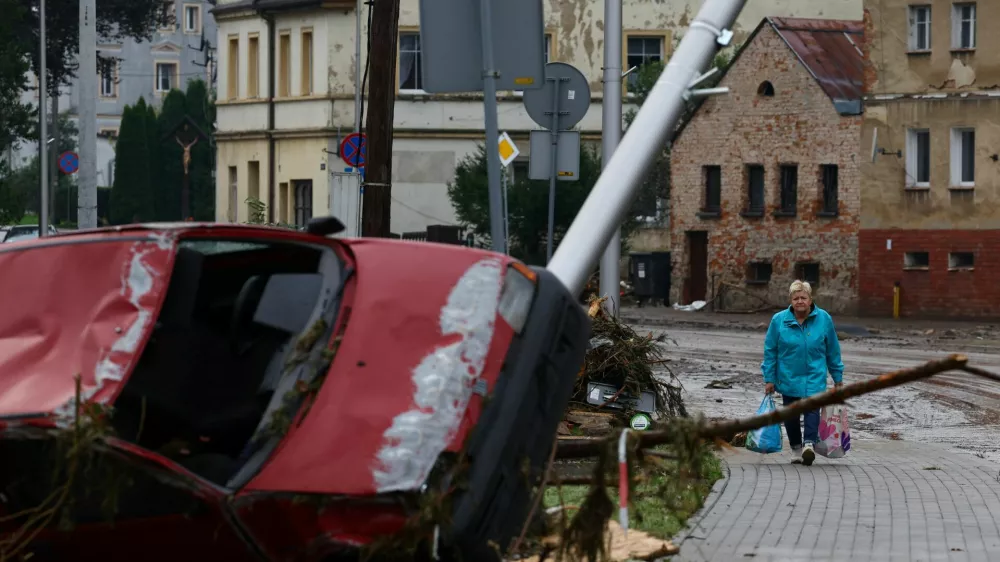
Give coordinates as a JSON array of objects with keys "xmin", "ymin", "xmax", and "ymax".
[
  {"xmin": 242, "ymin": 239, "xmax": 515, "ymax": 497},
  {"xmin": 0, "ymin": 236, "xmax": 175, "ymax": 420}
]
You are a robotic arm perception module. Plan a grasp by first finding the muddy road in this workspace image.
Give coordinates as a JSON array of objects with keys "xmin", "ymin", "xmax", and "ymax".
[{"xmin": 637, "ymin": 325, "xmax": 1000, "ymax": 464}]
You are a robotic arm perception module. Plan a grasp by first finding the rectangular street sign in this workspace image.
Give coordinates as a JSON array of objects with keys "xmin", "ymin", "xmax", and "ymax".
[
  {"xmin": 528, "ymin": 130, "xmax": 581, "ymax": 182},
  {"xmin": 418, "ymin": 0, "xmax": 546, "ymax": 93}
]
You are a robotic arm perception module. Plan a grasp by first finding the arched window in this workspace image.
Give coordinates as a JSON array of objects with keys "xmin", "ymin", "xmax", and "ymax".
[{"xmin": 757, "ymin": 81, "xmax": 775, "ymax": 96}]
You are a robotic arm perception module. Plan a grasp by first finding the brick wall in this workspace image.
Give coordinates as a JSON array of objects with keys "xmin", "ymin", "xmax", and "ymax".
[
  {"xmin": 669, "ymin": 24, "xmax": 861, "ymax": 314},
  {"xmin": 858, "ymin": 229, "xmax": 1000, "ymax": 318}
]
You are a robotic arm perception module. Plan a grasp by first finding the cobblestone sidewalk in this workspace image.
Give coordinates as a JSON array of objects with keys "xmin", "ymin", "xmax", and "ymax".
[{"xmin": 673, "ymin": 436, "xmax": 1000, "ymax": 562}]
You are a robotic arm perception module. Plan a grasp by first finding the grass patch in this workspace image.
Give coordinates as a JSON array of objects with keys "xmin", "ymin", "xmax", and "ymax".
[{"xmin": 543, "ymin": 451, "xmax": 723, "ymax": 540}]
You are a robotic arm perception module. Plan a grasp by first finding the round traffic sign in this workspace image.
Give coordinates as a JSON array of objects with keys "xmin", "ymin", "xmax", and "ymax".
[
  {"xmin": 340, "ymin": 132, "xmax": 367, "ymax": 168},
  {"xmin": 58, "ymin": 151, "xmax": 79, "ymax": 175},
  {"xmin": 523, "ymin": 62, "xmax": 592, "ymax": 131}
]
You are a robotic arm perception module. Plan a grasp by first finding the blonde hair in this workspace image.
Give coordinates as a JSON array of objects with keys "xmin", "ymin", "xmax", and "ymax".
[{"xmin": 789, "ymin": 279, "xmax": 812, "ymax": 299}]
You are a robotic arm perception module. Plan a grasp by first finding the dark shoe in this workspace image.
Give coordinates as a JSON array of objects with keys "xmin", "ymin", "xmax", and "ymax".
[{"xmin": 801, "ymin": 443, "xmax": 816, "ymax": 466}]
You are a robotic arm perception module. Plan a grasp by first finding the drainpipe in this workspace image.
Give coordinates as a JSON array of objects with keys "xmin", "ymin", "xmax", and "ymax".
[{"xmin": 261, "ymin": 9, "xmax": 277, "ymax": 223}]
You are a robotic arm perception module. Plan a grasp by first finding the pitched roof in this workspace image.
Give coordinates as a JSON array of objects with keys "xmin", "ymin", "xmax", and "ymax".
[{"xmin": 766, "ymin": 17, "xmax": 865, "ymax": 115}]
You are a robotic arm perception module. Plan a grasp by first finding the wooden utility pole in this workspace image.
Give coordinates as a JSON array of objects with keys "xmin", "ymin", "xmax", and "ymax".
[{"xmin": 361, "ymin": 0, "xmax": 400, "ymax": 237}]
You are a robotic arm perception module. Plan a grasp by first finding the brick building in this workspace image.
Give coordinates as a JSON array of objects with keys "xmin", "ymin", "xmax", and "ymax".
[
  {"xmin": 669, "ymin": 17, "xmax": 864, "ymax": 314},
  {"xmin": 859, "ymin": 0, "xmax": 1000, "ymax": 318}
]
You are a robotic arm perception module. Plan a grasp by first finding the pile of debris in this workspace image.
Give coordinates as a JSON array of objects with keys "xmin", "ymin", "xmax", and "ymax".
[{"xmin": 561, "ymin": 297, "xmax": 685, "ymax": 437}]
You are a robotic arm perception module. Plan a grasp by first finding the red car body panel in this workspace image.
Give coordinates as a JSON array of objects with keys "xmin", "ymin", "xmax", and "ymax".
[
  {"xmin": 0, "ymin": 234, "xmax": 175, "ymax": 422},
  {"xmin": 0, "ymin": 224, "xmax": 521, "ymax": 560},
  {"xmin": 243, "ymin": 237, "xmax": 515, "ymax": 497}
]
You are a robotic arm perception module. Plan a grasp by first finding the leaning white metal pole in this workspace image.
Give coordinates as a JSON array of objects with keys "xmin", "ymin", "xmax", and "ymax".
[
  {"xmin": 598, "ymin": 0, "xmax": 622, "ymax": 315},
  {"xmin": 479, "ymin": 0, "xmax": 506, "ymax": 254},
  {"xmin": 38, "ymin": 0, "xmax": 49, "ymax": 237},
  {"xmin": 548, "ymin": 0, "xmax": 745, "ymax": 297},
  {"xmin": 78, "ymin": 0, "xmax": 98, "ymax": 229}
]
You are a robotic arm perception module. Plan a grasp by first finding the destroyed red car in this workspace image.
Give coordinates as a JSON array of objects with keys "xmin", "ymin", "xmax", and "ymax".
[{"xmin": 0, "ymin": 219, "xmax": 588, "ymax": 561}]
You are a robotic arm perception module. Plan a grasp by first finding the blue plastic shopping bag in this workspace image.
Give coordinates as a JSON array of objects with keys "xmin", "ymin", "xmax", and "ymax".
[{"xmin": 745, "ymin": 394, "xmax": 783, "ymax": 453}]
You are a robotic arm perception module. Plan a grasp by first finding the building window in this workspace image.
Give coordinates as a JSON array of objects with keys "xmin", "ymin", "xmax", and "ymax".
[
  {"xmin": 159, "ymin": 1, "xmax": 176, "ymax": 31},
  {"xmin": 512, "ymin": 160, "xmax": 529, "ymax": 184},
  {"xmin": 301, "ymin": 29, "xmax": 314, "ymax": 95},
  {"xmin": 227, "ymin": 35, "xmax": 239, "ymax": 100},
  {"xmin": 948, "ymin": 252, "xmax": 974, "ymax": 270},
  {"xmin": 248, "ymin": 34, "xmax": 259, "ymax": 98},
  {"xmin": 544, "ymin": 32, "xmax": 553, "ymax": 63},
  {"xmin": 819, "ymin": 164, "xmax": 838, "ymax": 215},
  {"xmin": 99, "ymin": 64, "xmax": 117, "ymax": 98},
  {"xmin": 625, "ymin": 36, "xmax": 664, "ymax": 91},
  {"xmin": 778, "ymin": 164, "xmax": 798, "ymax": 215},
  {"xmin": 294, "ymin": 181, "xmax": 313, "ymax": 226},
  {"xmin": 154, "ymin": 62, "xmax": 178, "ymax": 93},
  {"xmin": 908, "ymin": 5, "xmax": 931, "ymax": 51},
  {"xmin": 744, "ymin": 164, "xmax": 765, "ymax": 215},
  {"xmin": 702, "ymin": 165, "xmax": 721, "ymax": 213},
  {"xmin": 796, "ymin": 263, "xmax": 821, "ymax": 287},
  {"xmin": 183, "ymin": 4, "xmax": 201, "ymax": 34},
  {"xmin": 746, "ymin": 262, "xmax": 772, "ymax": 284},
  {"xmin": 278, "ymin": 31, "xmax": 291, "ymax": 97},
  {"xmin": 904, "ymin": 251, "xmax": 930, "ymax": 269},
  {"xmin": 906, "ymin": 128, "xmax": 930, "ymax": 187},
  {"xmin": 950, "ymin": 128, "xmax": 975, "ymax": 187},
  {"xmin": 247, "ymin": 161, "xmax": 260, "ymax": 216},
  {"xmin": 952, "ymin": 3, "xmax": 976, "ymax": 49},
  {"xmin": 757, "ymin": 81, "xmax": 775, "ymax": 96},
  {"xmin": 399, "ymin": 32, "xmax": 423, "ymax": 92},
  {"xmin": 228, "ymin": 166, "xmax": 238, "ymax": 223}
]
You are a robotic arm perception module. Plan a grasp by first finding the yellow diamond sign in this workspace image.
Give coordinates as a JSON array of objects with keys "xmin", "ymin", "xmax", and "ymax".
[{"xmin": 497, "ymin": 131, "xmax": 520, "ymax": 167}]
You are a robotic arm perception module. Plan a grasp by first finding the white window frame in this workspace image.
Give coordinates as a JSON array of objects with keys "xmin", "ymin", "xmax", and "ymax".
[
  {"xmin": 99, "ymin": 64, "xmax": 117, "ymax": 98},
  {"xmin": 951, "ymin": 3, "xmax": 976, "ymax": 49},
  {"xmin": 154, "ymin": 61, "xmax": 178, "ymax": 93},
  {"xmin": 950, "ymin": 127, "xmax": 975, "ymax": 187},
  {"xmin": 906, "ymin": 128, "xmax": 931, "ymax": 188},
  {"xmin": 908, "ymin": 5, "xmax": 932, "ymax": 51},
  {"xmin": 514, "ymin": 33, "xmax": 554, "ymax": 97},
  {"xmin": 398, "ymin": 32, "xmax": 424, "ymax": 93},
  {"xmin": 625, "ymin": 35, "xmax": 665, "ymax": 96},
  {"xmin": 183, "ymin": 4, "xmax": 201, "ymax": 34}
]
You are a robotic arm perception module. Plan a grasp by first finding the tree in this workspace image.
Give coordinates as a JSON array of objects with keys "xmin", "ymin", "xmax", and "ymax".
[
  {"xmin": 110, "ymin": 98, "xmax": 155, "ymax": 224},
  {"xmin": 155, "ymin": 89, "xmax": 187, "ymax": 220},
  {"xmin": 624, "ymin": 51, "xmax": 732, "ymax": 219},
  {"xmin": 0, "ymin": 0, "xmax": 33, "ymax": 158},
  {"xmin": 15, "ymin": 0, "xmax": 168, "ymax": 97},
  {"xmin": 184, "ymin": 79, "xmax": 216, "ymax": 221},
  {"xmin": 447, "ymin": 144, "xmax": 638, "ymax": 266}
]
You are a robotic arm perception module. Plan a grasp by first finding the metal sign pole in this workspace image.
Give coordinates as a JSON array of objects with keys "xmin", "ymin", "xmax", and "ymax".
[
  {"xmin": 546, "ymin": 0, "xmax": 742, "ymax": 297},
  {"xmin": 502, "ymin": 164, "xmax": 510, "ymax": 254},
  {"xmin": 545, "ymin": 76, "xmax": 562, "ymax": 263},
  {"xmin": 479, "ymin": 0, "xmax": 506, "ymax": 254},
  {"xmin": 39, "ymin": 0, "xmax": 49, "ymax": 238},
  {"xmin": 598, "ymin": 0, "xmax": 621, "ymax": 314}
]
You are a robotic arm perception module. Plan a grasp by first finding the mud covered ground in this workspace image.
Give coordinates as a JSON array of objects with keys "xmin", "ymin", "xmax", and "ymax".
[{"xmin": 636, "ymin": 324, "xmax": 1000, "ymax": 465}]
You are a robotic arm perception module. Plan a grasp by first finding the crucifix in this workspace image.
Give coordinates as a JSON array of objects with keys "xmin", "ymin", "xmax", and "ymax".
[{"xmin": 171, "ymin": 121, "xmax": 205, "ymax": 220}]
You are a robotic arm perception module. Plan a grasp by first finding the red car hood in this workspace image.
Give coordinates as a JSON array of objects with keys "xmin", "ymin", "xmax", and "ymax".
[
  {"xmin": 0, "ymin": 235, "xmax": 175, "ymax": 424},
  {"xmin": 244, "ymin": 239, "xmax": 516, "ymax": 497}
]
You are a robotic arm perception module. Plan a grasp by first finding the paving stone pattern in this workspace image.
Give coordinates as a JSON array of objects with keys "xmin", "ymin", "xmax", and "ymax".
[{"xmin": 674, "ymin": 437, "xmax": 1000, "ymax": 561}]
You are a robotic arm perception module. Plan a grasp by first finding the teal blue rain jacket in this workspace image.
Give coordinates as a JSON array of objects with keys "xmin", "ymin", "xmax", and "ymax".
[{"xmin": 761, "ymin": 304, "xmax": 844, "ymax": 398}]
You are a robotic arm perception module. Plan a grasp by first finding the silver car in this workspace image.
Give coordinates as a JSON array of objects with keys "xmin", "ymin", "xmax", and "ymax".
[{"xmin": 1, "ymin": 224, "xmax": 59, "ymax": 243}]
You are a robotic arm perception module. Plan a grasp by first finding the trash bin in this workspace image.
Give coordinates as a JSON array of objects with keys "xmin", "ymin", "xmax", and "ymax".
[
  {"xmin": 630, "ymin": 253, "xmax": 654, "ymax": 304},
  {"xmin": 651, "ymin": 252, "xmax": 672, "ymax": 306}
]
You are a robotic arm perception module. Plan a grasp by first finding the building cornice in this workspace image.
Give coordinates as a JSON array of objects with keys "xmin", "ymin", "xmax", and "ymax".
[{"xmin": 864, "ymin": 90, "xmax": 1000, "ymax": 102}]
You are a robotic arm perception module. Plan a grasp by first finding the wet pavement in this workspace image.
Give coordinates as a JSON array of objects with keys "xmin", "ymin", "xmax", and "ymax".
[{"xmin": 632, "ymin": 322, "xmax": 1000, "ymax": 561}]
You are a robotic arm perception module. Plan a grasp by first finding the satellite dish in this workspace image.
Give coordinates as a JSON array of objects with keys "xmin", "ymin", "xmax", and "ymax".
[{"xmin": 870, "ymin": 127, "xmax": 879, "ymax": 163}]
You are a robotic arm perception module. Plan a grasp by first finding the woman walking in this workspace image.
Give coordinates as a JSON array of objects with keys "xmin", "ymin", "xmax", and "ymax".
[{"xmin": 761, "ymin": 280, "xmax": 845, "ymax": 466}]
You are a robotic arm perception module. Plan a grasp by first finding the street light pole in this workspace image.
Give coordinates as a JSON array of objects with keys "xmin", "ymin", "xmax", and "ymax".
[
  {"xmin": 38, "ymin": 0, "xmax": 49, "ymax": 237},
  {"xmin": 598, "ymin": 0, "xmax": 622, "ymax": 316},
  {"xmin": 547, "ymin": 0, "xmax": 742, "ymax": 297}
]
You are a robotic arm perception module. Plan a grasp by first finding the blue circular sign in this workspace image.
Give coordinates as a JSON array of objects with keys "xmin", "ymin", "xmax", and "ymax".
[
  {"xmin": 58, "ymin": 151, "xmax": 79, "ymax": 174},
  {"xmin": 340, "ymin": 133, "xmax": 367, "ymax": 169}
]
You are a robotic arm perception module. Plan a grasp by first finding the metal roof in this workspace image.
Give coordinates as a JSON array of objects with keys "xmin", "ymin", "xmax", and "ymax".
[
  {"xmin": 767, "ymin": 17, "xmax": 864, "ymax": 115},
  {"xmin": 767, "ymin": 17, "xmax": 865, "ymax": 116}
]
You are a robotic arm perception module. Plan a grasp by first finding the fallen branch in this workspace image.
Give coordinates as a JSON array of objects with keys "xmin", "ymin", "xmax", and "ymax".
[{"xmin": 556, "ymin": 354, "xmax": 970, "ymax": 460}]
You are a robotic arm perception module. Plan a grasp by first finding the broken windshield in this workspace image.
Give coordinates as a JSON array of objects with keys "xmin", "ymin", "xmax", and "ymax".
[{"xmin": 110, "ymin": 237, "xmax": 344, "ymax": 489}]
